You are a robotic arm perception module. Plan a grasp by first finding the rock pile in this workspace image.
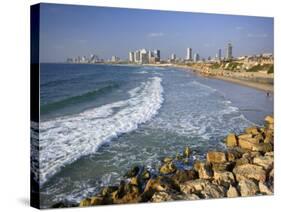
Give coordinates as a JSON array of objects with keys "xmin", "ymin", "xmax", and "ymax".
[{"xmin": 54, "ymin": 115, "xmax": 274, "ymax": 208}]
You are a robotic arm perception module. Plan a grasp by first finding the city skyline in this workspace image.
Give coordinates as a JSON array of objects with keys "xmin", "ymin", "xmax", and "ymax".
[{"xmin": 39, "ymin": 3, "xmax": 274, "ymax": 62}]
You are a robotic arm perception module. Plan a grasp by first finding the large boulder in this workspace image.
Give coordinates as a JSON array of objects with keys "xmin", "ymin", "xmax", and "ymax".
[
  {"xmin": 180, "ymin": 179, "xmax": 210, "ymax": 194},
  {"xmin": 265, "ymin": 115, "xmax": 274, "ymax": 124},
  {"xmin": 79, "ymin": 196, "xmax": 103, "ymax": 207},
  {"xmin": 142, "ymin": 176, "xmax": 180, "ymax": 201},
  {"xmin": 245, "ymin": 127, "xmax": 259, "ymax": 135},
  {"xmin": 171, "ymin": 169, "xmax": 198, "ymax": 184},
  {"xmin": 207, "ymin": 151, "xmax": 227, "ymax": 164},
  {"xmin": 213, "ymin": 171, "xmax": 235, "ymax": 187},
  {"xmin": 200, "ymin": 183, "xmax": 227, "ymax": 199},
  {"xmin": 227, "ymin": 185, "xmax": 239, "ymax": 198},
  {"xmin": 159, "ymin": 162, "xmax": 176, "ymax": 175},
  {"xmin": 151, "ymin": 191, "xmax": 200, "ymax": 202},
  {"xmin": 226, "ymin": 133, "xmax": 238, "ymax": 147},
  {"xmin": 212, "ymin": 162, "xmax": 234, "ymax": 172},
  {"xmin": 238, "ymin": 179, "xmax": 259, "ymax": 197},
  {"xmin": 195, "ymin": 162, "xmax": 213, "ymax": 179},
  {"xmin": 259, "ymin": 181, "xmax": 273, "ymax": 195},
  {"xmin": 253, "ymin": 155, "xmax": 273, "ymax": 171},
  {"xmin": 233, "ymin": 164, "xmax": 266, "ymax": 182},
  {"xmin": 238, "ymin": 138, "xmax": 272, "ymax": 153}
]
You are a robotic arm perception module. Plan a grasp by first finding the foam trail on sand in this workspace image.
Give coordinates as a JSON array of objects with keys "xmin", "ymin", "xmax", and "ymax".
[{"xmin": 39, "ymin": 77, "xmax": 164, "ymax": 185}]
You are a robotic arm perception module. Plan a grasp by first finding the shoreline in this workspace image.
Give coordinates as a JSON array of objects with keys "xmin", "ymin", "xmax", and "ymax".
[
  {"xmin": 53, "ymin": 115, "xmax": 274, "ymax": 208},
  {"xmin": 145, "ymin": 63, "xmax": 274, "ymax": 93},
  {"xmin": 174, "ymin": 65, "xmax": 273, "ymax": 93}
]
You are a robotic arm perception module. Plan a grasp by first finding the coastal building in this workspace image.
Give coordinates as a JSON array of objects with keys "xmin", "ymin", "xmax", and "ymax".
[
  {"xmin": 111, "ymin": 56, "xmax": 120, "ymax": 62},
  {"xmin": 154, "ymin": 49, "xmax": 161, "ymax": 62},
  {"xmin": 148, "ymin": 51, "xmax": 154, "ymax": 61},
  {"xmin": 193, "ymin": 53, "xmax": 199, "ymax": 62},
  {"xmin": 171, "ymin": 53, "xmax": 176, "ymax": 61},
  {"xmin": 134, "ymin": 50, "xmax": 141, "ymax": 63},
  {"xmin": 187, "ymin": 48, "xmax": 192, "ymax": 61},
  {"xmin": 226, "ymin": 43, "xmax": 233, "ymax": 60},
  {"xmin": 140, "ymin": 49, "xmax": 149, "ymax": 64},
  {"xmin": 217, "ymin": 48, "xmax": 222, "ymax": 61},
  {"xmin": 129, "ymin": 52, "xmax": 135, "ymax": 63}
]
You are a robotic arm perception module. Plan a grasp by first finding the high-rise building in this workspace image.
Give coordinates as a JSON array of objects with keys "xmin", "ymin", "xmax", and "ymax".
[
  {"xmin": 187, "ymin": 48, "xmax": 192, "ymax": 60},
  {"xmin": 129, "ymin": 52, "xmax": 135, "ymax": 63},
  {"xmin": 154, "ymin": 49, "xmax": 160, "ymax": 62},
  {"xmin": 226, "ymin": 43, "xmax": 233, "ymax": 60},
  {"xmin": 193, "ymin": 53, "xmax": 199, "ymax": 62},
  {"xmin": 218, "ymin": 48, "xmax": 222, "ymax": 61},
  {"xmin": 140, "ymin": 49, "xmax": 149, "ymax": 64},
  {"xmin": 134, "ymin": 50, "xmax": 141, "ymax": 63},
  {"xmin": 171, "ymin": 53, "xmax": 176, "ymax": 61}
]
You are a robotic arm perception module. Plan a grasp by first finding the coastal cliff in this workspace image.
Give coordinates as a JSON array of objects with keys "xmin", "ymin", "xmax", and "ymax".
[{"xmin": 54, "ymin": 115, "xmax": 274, "ymax": 207}]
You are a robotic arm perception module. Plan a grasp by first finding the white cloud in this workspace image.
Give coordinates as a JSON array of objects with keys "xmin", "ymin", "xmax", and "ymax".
[
  {"xmin": 247, "ymin": 33, "xmax": 268, "ymax": 38},
  {"xmin": 147, "ymin": 32, "xmax": 164, "ymax": 37}
]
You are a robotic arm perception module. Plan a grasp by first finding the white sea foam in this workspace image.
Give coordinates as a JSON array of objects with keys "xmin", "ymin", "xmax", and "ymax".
[{"xmin": 39, "ymin": 77, "xmax": 164, "ymax": 185}]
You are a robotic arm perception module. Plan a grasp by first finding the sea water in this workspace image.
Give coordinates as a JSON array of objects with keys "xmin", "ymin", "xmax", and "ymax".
[{"xmin": 37, "ymin": 63, "xmax": 273, "ymax": 207}]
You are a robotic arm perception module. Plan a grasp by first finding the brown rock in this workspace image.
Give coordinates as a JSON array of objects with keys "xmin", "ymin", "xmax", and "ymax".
[
  {"xmin": 259, "ymin": 181, "xmax": 273, "ymax": 195},
  {"xmin": 238, "ymin": 179, "xmax": 259, "ymax": 197},
  {"xmin": 180, "ymin": 179, "xmax": 210, "ymax": 194},
  {"xmin": 252, "ymin": 143, "xmax": 273, "ymax": 153},
  {"xmin": 162, "ymin": 157, "xmax": 173, "ymax": 163},
  {"xmin": 171, "ymin": 169, "xmax": 198, "ymax": 184},
  {"xmin": 79, "ymin": 196, "xmax": 103, "ymax": 207},
  {"xmin": 212, "ymin": 162, "xmax": 234, "ymax": 172},
  {"xmin": 201, "ymin": 183, "xmax": 227, "ymax": 199},
  {"xmin": 238, "ymin": 134, "xmax": 253, "ymax": 140},
  {"xmin": 233, "ymin": 164, "xmax": 266, "ymax": 182},
  {"xmin": 227, "ymin": 185, "xmax": 239, "ymax": 197},
  {"xmin": 253, "ymin": 155, "xmax": 273, "ymax": 171},
  {"xmin": 213, "ymin": 170, "xmax": 235, "ymax": 187},
  {"xmin": 264, "ymin": 131, "xmax": 273, "ymax": 144},
  {"xmin": 245, "ymin": 127, "xmax": 259, "ymax": 135},
  {"xmin": 226, "ymin": 133, "xmax": 238, "ymax": 147},
  {"xmin": 196, "ymin": 162, "xmax": 213, "ymax": 179},
  {"xmin": 207, "ymin": 151, "xmax": 227, "ymax": 164},
  {"xmin": 265, "ymin": 115, "xmax": 274, "ymax": 124},
  {"xmin": 159, "ymin": 162, "xmax": 176, "ymax": 175},
  {"xmin": 235, "ymin": 157, "xmax": 251, "ymax": 166},
  {"xmin": 151, "ymin": 191, "xmax": 200, "ymax": 202}
]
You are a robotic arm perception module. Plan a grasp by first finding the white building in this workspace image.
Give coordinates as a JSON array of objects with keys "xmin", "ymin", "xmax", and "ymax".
[
  {"xmin": 193, "ymin": 53, "xmax": 199, "ymax": 62},
  {"xmin": 129, "ymin": 52, "xmax": 135, "ymax": 63},
  {"xmin": 187, "ymin": 48, "xmax": 192, "ymax": 60},
  {"xmin": 171, "ymin": 53, "xmax": 176, "ymax": 60},
  {"xmin": 134, "ymin": 50, "xmax": 141, "ymax": 63},
  {"xmin": 140, "ymin": 49, "xmax": 149, "ymax": 64}
]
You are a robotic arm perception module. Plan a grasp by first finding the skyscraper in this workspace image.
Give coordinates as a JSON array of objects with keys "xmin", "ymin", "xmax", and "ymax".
[
  {"xmin": 226, "ymin": 43, "xmax": 233, "ymax": 60},
  {"xmin": 134, "ymin": 50, "xmax": 141, "ymax": 63},
  {"xmin": 154, "ymin": 49, "xmax": 160, "ymax": 62},
  {"xmin": 218, "ymin": 48, "xmax": 222, "ymax": 61},
  {"xmin": 193, "ymin": 53, "xmax": 199, "ymax": 62},
  {"xmin": 187, "ymin": 48, "xmax": 193, "ymax": 61},
  {"xmin": 129, "ymin": 52, "xmax": 135, "ymax": 63},
  {"xmin": 171, "ymin": 53, "xmax": 176, "ymax": 61},
  {"xmin": 140, "ymin": 49, "xmax": 149, "ymax": 64}
]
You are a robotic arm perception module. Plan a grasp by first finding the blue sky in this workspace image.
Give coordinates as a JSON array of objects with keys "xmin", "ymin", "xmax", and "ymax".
[{"xmin": 39, "ymin": 3, "xmax": 274, "ymax": 62}]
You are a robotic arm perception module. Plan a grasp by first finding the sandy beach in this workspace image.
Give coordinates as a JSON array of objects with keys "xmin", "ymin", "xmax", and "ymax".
[{"xmin": 146, "ymin": 63, "xmax": 274, "ymax": 93}]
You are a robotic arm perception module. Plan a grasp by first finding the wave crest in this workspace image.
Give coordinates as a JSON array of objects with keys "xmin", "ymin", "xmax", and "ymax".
[{"xmin": 39, "ymin": 77, "xmax": 164, "ymax": 185}]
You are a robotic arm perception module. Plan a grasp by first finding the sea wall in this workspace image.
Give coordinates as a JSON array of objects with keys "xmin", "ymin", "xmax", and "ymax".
[{"xmin": 53, "ymin": 115, "xmax": 274, "ymax": 208}]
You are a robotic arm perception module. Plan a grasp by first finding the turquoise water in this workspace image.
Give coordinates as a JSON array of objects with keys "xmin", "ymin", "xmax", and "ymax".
[{"xmin": 38, "ymin": 63, "xmax": 273, "ymax": 208}]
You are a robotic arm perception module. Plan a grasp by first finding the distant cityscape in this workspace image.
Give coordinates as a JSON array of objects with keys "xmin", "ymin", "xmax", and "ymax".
[{"xmin": 66, "ymin": 42, "xmax": 273, "ymax": 65}]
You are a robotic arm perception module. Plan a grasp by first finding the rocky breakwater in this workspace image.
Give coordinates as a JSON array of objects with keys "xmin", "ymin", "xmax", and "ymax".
[{"xmin": 53, "ymin": 115, "xmax": 274, "ymax": 208}]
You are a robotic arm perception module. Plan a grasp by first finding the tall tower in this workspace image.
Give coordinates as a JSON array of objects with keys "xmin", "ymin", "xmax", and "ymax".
[
  {"xmin": 218, "ymin": 48, "xmax": 222, "ymax": 61},
  {"xmin": 226, "ymin": 43, "xmax": 233, "ymax": 60},
  {"xmin": 187, "ymin": 48, "xmax": 192, "ymax": 60}
]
